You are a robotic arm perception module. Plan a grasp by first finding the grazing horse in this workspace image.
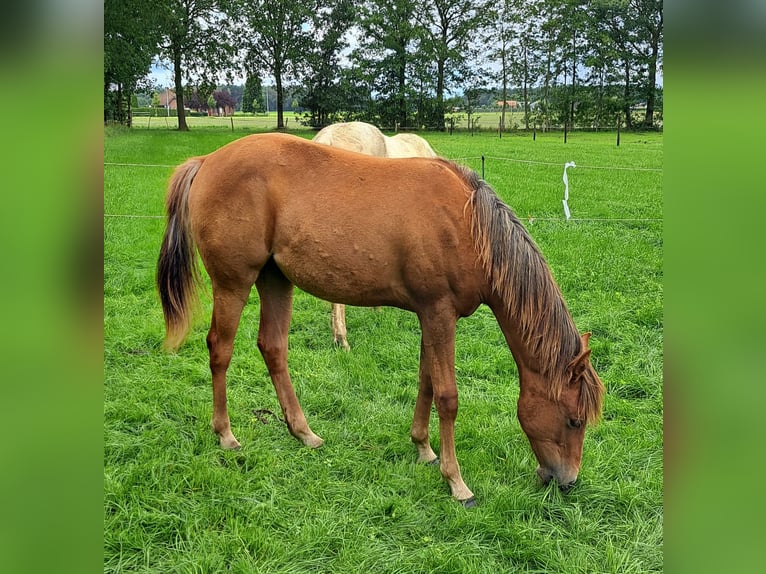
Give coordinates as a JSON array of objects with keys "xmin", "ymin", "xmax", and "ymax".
[
  {"xmin": 312, "ymin": 120, "xmax": 437, "ymax": 158},
  {"xmin": 157, "ymin": 133, "xmax": 604, "ymax": 505},
  {"xmin": 313, "ymin": 121, "xmax": 438, "ymax": 350}
]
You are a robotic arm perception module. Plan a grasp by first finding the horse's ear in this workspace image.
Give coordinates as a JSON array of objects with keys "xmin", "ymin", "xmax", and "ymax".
[
  {"xmin": 580, "ymin": 332, "xmax": 592, "ymax": 348},
  {"xmin": 567, "ymin": 346, "xmax": 592, "ymax": 381}
]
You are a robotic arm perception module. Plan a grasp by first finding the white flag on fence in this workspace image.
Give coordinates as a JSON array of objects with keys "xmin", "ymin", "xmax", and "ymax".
[{"xmin": 562, "ymin": 161, "xmax": 576, "ymax": 220}]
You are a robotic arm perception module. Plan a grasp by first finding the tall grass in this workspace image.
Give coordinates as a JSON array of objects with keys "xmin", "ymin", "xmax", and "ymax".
[{"xmin": 104, "ymin": 126, "xmax": 662, "ymax": 572}]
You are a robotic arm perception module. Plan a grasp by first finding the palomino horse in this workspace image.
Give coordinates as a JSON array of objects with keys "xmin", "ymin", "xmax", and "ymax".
[
  {"xmin": 157, "ymin": 133, "xmax": 604, "ymax": 505},
  {"xmin": 312, "ymin": 120, "xmax": 437, "ymax": 158},
  {"xmin": 313, "ymin": 121, "xmax": 437, "ymax": 350}
]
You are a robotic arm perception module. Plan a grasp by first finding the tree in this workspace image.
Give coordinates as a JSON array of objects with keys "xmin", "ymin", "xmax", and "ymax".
[
  {"xmin": 542, "ymin": 0, "xmax": 589, "ymax": 133},
  {"xmin": 417, "ymin": 0, "xmax": 487, "ymax": 131},
  {"xmin": 354, "ymin": 0, "xmax": 420, "ymax": 128},
  {"xmin": 633, "ymin": 0, "xmax": 663, "ymax": 127},
  {"xmin": 575, "ymin": 2, "xmax": 628, "ymax": 129},
  {"xmin": 591, "ymin": 0, "xmax": 663, "ymax": 129},
  {"xmin": 156, "ymin": 0, "xmax": 234, "ymax": 131},
  {"xmin": 104, "ymin": 0, "xmax": 161, "ymax": 124},
  {"xmin": 488, "ymin": 0, "xmax": 542, "ymax": 131},
  {"xmin": 297, "ymin": 0, "xmax": 356, "ymax": 127},
  {"xmin": 212, "ymin": 89, "xmax": 237, "ymax": 115},
  {"xmin": 220, "ymin": 84, "xmax": 244, "ymax": 111},
  {"xmin": 185, "ymin": 88, "xmax": 211, "ymax": 113},
  {"xmin": 231, "ymin": 0, "xmax": 316, "ymax": 130},
  {"xmin": 242, "ymin": 75, "xmax": 265, "ymax": 114},
  {"xmin": 509, "ymin": 0, "xmax": 545, "ymax": 130},
  {"xmin": 489, "ymin": 2, "xmax": 513, "ymax": 133}
]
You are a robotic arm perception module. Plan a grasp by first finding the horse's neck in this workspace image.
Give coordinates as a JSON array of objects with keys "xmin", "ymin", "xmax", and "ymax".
[{"xmin": 486, "ymin": 294, "xmax": 541, "ymax": 376}]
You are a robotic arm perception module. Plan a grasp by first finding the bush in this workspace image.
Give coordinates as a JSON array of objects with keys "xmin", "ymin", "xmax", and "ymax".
[{"xmin": 131, "ymin": 107, "xmax": 178, "ymax": 117}]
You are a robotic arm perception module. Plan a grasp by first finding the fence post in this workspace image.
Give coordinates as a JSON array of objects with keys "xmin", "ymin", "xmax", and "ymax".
[{"xmin": 481, "ymin": 155, "xmax": 485, "ymax": 179}]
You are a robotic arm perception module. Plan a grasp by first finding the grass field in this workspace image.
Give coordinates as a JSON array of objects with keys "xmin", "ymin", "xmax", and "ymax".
[
  {"xmin": 104, "ymin": 126, "xmax": 662, "ymax": 572},
  {"xmin": 129, "ymin": 110, "xmax": 561, "ymax": 133}
]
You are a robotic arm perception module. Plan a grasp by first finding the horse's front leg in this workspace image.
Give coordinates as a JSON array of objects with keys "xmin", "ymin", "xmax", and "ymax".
[
  {"xmin": 418, "ymin": 309, "xmax": 475, "ymax": 505},
  {"xmin": 410, "ymin": 342, "xmax": 438, "ymax": 464},
  {"xmin": 256, "ymin": 262, "xmax": 323, "ymax": 448}
]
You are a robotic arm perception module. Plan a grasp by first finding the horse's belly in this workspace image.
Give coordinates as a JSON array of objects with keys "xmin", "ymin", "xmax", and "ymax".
[
  {"xmin": 274, "ymin": 248, "xmax": 402, "ymax": 307},
  {"xmin": 271, "ymin": 228, "xmax": 481, "ymax": 313}
]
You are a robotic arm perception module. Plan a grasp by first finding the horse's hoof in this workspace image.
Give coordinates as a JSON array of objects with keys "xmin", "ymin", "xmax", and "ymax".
[
  {"xmin": 219, "ymin": 436, "xmax": 241, "ymax": 450},
  {"xmin": 427, "ymin": 457, "xmax": 440, "ymax": 466},
  {"xmin": 302, "ymin": 434, "xmax": 324, "ymax": 449},
  {"xmin": 334, "ymin": 338, "xmax": 351, "ymax": 352},
  {"xmin": 460, "ymin": 496, "xmax": 477, "ymax": 508}
]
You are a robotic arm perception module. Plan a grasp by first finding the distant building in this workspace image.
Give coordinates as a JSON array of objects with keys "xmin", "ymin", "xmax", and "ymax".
[
  {"xmin": 158, "ymin": 89, "xmax": 177, "ymax": 109},
  {"xmin": 496, "ymin": 100, "xmax": 518, "ymax": 110}
]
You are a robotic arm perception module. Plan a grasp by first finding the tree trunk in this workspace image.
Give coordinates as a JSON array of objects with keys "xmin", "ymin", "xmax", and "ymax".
[
  {"xmin": 523, "ymin": 41, "xmax": 529, "ymax": 130},
  {"xmin": 623, "ymin": 60, "xmax": 633, "ymax": 130},
  {"xmin": 570, "ymin": 31, "xmax": 577, "ymax": 130},
  {"xmin": 644, "ymin": 32, "xmax": 660, "ymax": 127},
  {"xmin": 276, "ymin": 72, "xmax": 285, "ymax": 130},
  {"xmin": 173, "ymin": 51, "xmax": 188, "ymax": 132},
  {"xmin": 276, "ymin": 81, "xmax": 285, "ymax": 130},
  {"xmin": 543, "ymin": 50, "xmax": 551, "ymax": 131},
  {"xmin": 500, "ymin": 46, "xmax": 507, "ymax": 134},
  {"xmin": 435, "ymin": 59, "xmax": 446, "ymax": 131},
  {"xmin": 104, "ymin": 82, "xmax": 110, "ymax": 124},
  {"xmin": 127, "ymin": 88, "xmax": 132, "ymax": 128},
  {"xmin": 116, "ymin": 83, "xmax": 124, "ymax": 124},
  {"xmin": 398, "ymin": 55, "xmax": 407, "ymax": 128},
  {"xmin": 597, "ymin": 68, "xmax": 604, "ymax": 130}
]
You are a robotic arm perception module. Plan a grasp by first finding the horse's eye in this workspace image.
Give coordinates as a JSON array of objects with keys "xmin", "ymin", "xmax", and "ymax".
[{"xmin": 567, "ymin": 418, "xmax": 582, "ymax": 429}]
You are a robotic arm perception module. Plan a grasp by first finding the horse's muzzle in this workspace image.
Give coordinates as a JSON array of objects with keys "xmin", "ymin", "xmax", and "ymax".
[{"xmin": 536, "ymin": 466, "xmax": 577, "ymax": 492}]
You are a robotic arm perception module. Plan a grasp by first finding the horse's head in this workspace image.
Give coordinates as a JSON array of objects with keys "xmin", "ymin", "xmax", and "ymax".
[{"xmin": 516, "ymin": 332, "xmax": 604, "ymax": 491}]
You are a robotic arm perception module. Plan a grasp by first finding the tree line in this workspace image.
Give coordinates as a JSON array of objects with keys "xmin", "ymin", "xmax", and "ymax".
[{"xmin": 105, "ymin": 0, "xmax": 662, "ymax": 132}]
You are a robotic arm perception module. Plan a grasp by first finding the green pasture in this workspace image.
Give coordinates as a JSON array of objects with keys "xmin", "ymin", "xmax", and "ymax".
[
  {"xmin": 130, "ymin": 112, "xmax": 309, "ymax": 132},
  {"xmin": 104, "ymin": 126, "xmax": 662, "ymax": 572},
  {"xmin": 130, "ymin": 110, "xmax": 547, "ymax": 133}
]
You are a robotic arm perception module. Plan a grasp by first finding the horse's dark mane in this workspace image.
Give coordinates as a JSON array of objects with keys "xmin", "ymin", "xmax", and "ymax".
[{"xmin": 455, "ymin": 164, "xmax": 603, "ymax": 422}]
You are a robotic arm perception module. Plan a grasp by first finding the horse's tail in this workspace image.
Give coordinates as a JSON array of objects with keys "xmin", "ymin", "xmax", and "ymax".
[{"xmin": 157, "ymin": 157, "xmax": 205, "ymax": 351}]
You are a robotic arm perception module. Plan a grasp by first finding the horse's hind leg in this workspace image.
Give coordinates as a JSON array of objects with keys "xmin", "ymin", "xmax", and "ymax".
[
  {"xmin": 207, "ymin": 284, "xmax": 252, "ymax": 450},
  {"xmin": 256, "ymin": 260, "xmax": 323, "ymax": 448},
  {"xmin": 331, "ymin": 303, "xmax": 350, "ymax": 351}
]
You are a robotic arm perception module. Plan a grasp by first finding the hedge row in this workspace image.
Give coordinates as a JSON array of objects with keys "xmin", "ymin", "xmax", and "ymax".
[{"xmin": 131, "ymin": 107, "xmax": 208, "ymax": 118}]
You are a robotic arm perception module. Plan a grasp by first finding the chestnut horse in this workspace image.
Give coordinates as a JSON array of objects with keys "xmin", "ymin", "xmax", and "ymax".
[
  {"xmin": 157, "ymin": 133, "xmax": 604, "ymax": 505},
  {"xmin": 313, "ymin": 121, "xmax": 437, "ymax": 350}
]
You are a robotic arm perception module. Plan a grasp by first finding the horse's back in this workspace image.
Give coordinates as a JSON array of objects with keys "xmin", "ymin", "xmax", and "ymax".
[
  {"xmin": 195, "ymin": 132, "xmax": 448, "ymax": 200},
  {"xmin": 387, "ymin": 133, "xmax": 437, "ymax": 158}
]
